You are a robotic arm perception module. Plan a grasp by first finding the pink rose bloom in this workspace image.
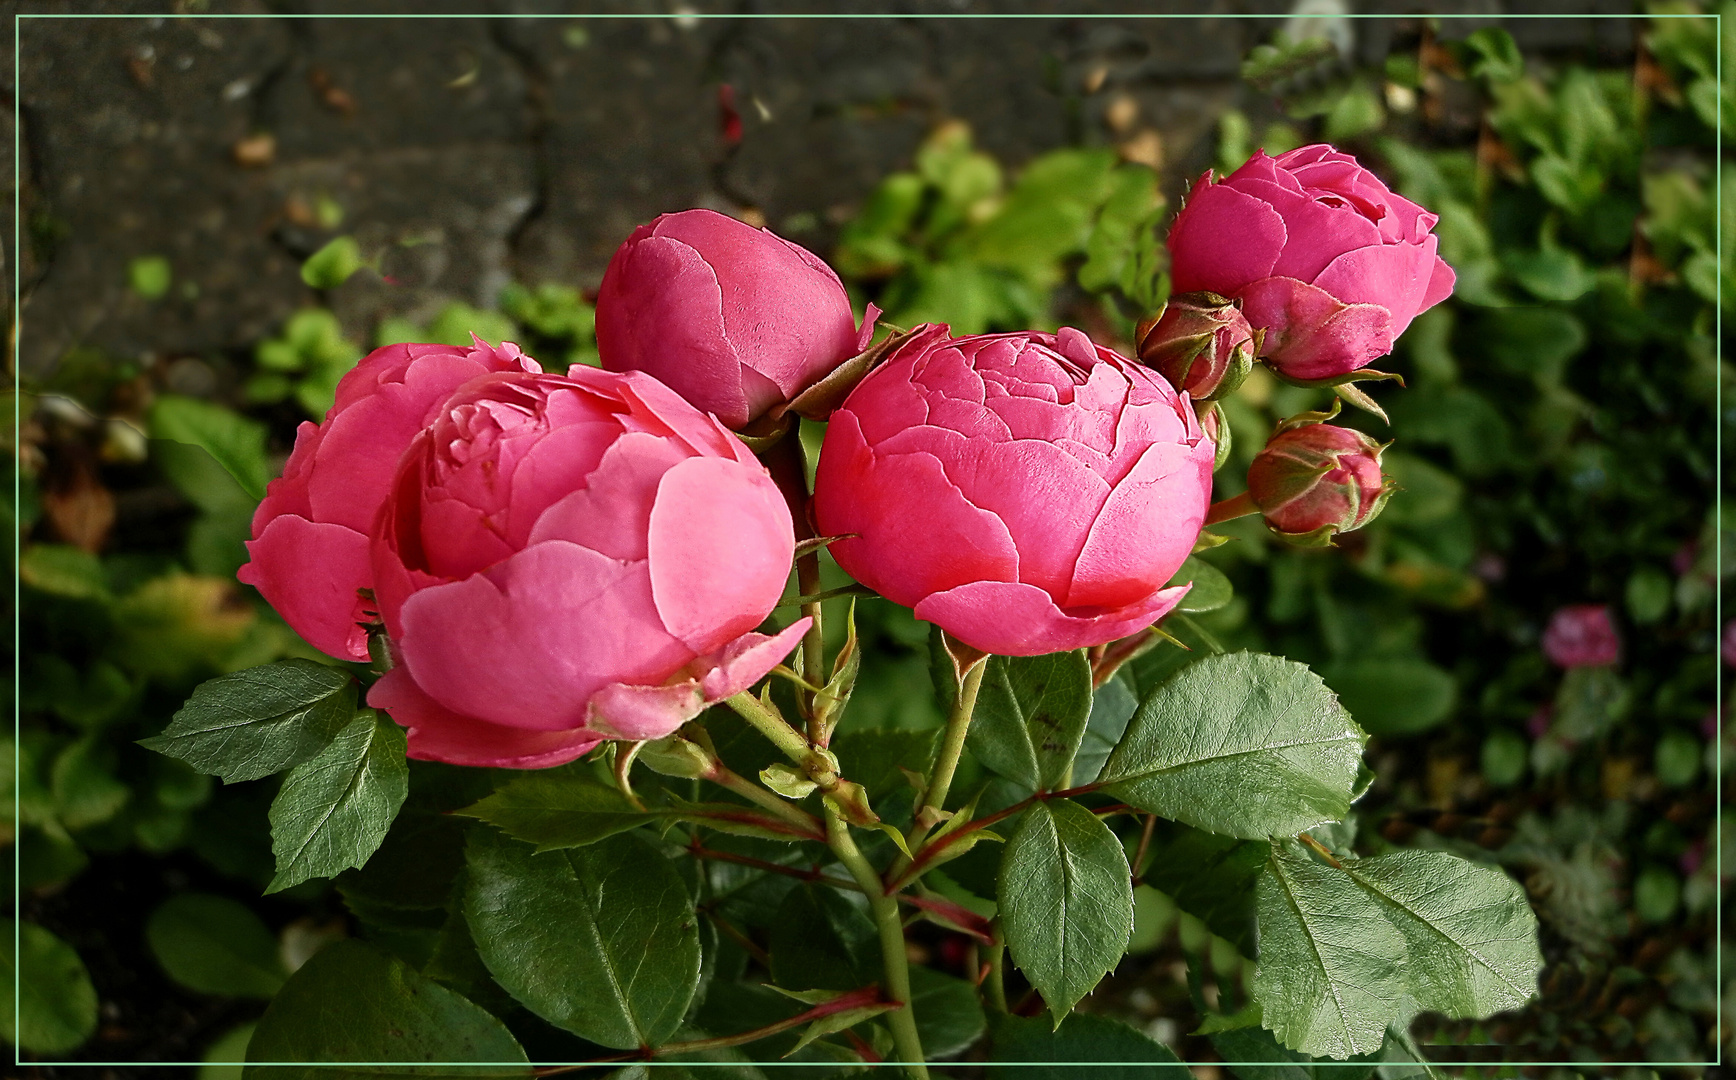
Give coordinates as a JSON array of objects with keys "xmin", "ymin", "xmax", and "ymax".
[
  {"xmin": 1541, "ymin": 604, "xmax": 1621, "ymax": 669},
  {"xmin": 813, "ymin": 325, "xmax": 1214, "ymax": 657},
  {"xmin": 596, "ymin": 208, "xmax": 878, "ymax": 429},
  {"xmin": 1168, "ymin": 145, "xmax": 1455, "ymax": 382},
  {"xmin": 1246, "ymin": 422, "xmax": 1390, "ymax": 544},
  {"xmin": 367, "ymin": 367, "xmax": 807, "ymax": 768},
  {"xmin": 237, "ymin": 339, "xmax": 541, "ymax": 661},
  {"xmin": 1723, "ymin": 621, "xmax": 1736, "ymax": 668}
]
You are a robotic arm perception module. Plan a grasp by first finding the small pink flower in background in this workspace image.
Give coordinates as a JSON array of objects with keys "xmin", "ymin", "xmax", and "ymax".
[
  {"xmin": 237, "ymin": 338, "xmax": 541, "ymax": 661},
  {"xmin": 367, "ymin": 367, "xmax": 806, "ymax": 768},
  {"xmin": 596, "ymin": 208, "xmax": 877, "ymax": 429},
  {"xmin": 1245, "ymin": 422, "xmax": 1389, "ymax": 544},
  {"xmin": 1722, "ymin": 620, "xmax": 1736, "ymax": 667},
  {"xmin": 813, "ymin": 325, "xmax": 1215, "ymax": 657},
  {"xmin": 1541, "ymin": 604, "xmax": 1621, "ymax": 668},
  {"xmin": 1167, "ymin": 144, "xmax": 1454, "ymax": 382}
]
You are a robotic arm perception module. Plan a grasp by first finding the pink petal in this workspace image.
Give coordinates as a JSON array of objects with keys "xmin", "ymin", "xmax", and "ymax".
[
  {"xmin": 1229, "ymin": 177, "xmax": 1385, "ymax": 285},
  {"xmin": 1310, "ymin": 237, "xmax": 1438, "ymax": 336},
  {"xmin": 612, "ymin": 369, "xmax": 748, "ymax": 462},
  {"xmin": 503, "ymin": 417, "xmax": 627, "ymax": 546},
  {"xmin": 528, "ymin": 432, "xmax": 687, "ymax": 561},
  {"xmin": 1168, "ymin": 181, "xmax": 1288, "ymax": 295},
  {"xmin": 696, "ymin": 619, "xmax": 812, "ymax": 701},
  {"xmin": 369, "ymin": 668, "xmax": 604, "ymax": 769},
  {"xmin": 1419, "ymin": 255, "xmax": 1456, "ymax": 315},
  {"xmin": 417, "ymin": 491, "xmax": 516, "ymax": 582},
  {"xmin": 914, "ymin": 580, "xmax": 1192, "ymax": 657},
  {"xmin": 251, "ymin": 422, "xmax": 320, "ymax": 529},
  {"xmin": 1067, "ymin": 439, "xmax": 1212, "ymax": 610},
  {"xmin": 596, "ymin": 234, "xmax": 751, "ymax": 427},
  {"xmin": 395, "ymin": 541, "xmax": 690, "ymax": 731},
  {"xmin": 1237, "ymin": 276, "xmax": 1395, "ymax": 381},
  {"xmin": 239, "ymin": 516, "xmax": 374, "ymax": 661},
  {"xmin": 855, "ymin": 302, "xmax": 883, "ymax": 354},
  {"xmin": 813, "ymin": 410, "xmax": 1020, "ymax": 608},
  {"xmin": 586, "ymin": 681, "xmax": 707, "ymax": 741},
  {"xmin": 646, "ymin": 456, "xmax": 794, "ymax": 656}
]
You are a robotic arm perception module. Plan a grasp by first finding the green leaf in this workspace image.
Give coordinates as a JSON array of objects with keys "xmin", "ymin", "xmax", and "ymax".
[
  {"xmin": 998, "ymin": 798, "xmax": 1133, "ymax": 1022},
  {"xmin": 265, "ymin": 712, "xmax": 409, "ymax": 894},
  {"xmin": 968, "ymin": 650, "xmax": 1094, "ymax": 792},
  {"xmin": 909, "ymin": 966, "xmax": 987, "ymax": 1059},
  {"xmin": 768, "ymin": 883, "xmax": 876, "ymax": 992},
  {"xmin": 1098, "ymin": 653, "xmax": 1367, "ymax": 840},
  {"xmin": 456, "ymin": 763, "xmax": 653, "ymax": 851},
  {"xmin": 200, "ymin": 1021, "xmax": 257, "ymax": 1080},
  {"xmin": 300, "ymin": 235, "xmax": 366, "ymax": 289},
  {"xmin": 140, "ymin": 660, "xmax": 359, "ymax": 784},
  {"xmin": 19, "ymin": 544, "xmax": 109, "ymax": 600},
  {"xmin": 1168, "ymin": 556, "xmax": 1233, "ymax": 614},
  {"xmin": 146, "ymin": 892, "xmax": 287, "ymax": 998},
  {"xmin": 2, "ymin": 920, "xmax": 99, "ymax": 1054},
  {"xmin": 1320, "ymin": 658, "xmax": 1456, "ymax": 737},
  {"xmin": 1139, "ymin": 821, "xmax": 1266, "ymax": 958},
  {"xmin": 51, "ymin": 735, "xmax": 131, "ymax": 829},
  {"xmin": 828, "ymin": 728, "xmax": 936, "ymax": 801},
  {"xmin": 989, "ymin": 1012, "xmax": 1188, "ymax": 1077},
  {"xmin": 148, "ymin": 395, "xmax": 271, "ymax": 501},
  {"xmin": 1073, "ymin": 673, "xmax": 1138, "ymax": 786},
  {"xmin": 463, "ymin": 828, "xmax": 701, "ymax": 1050},
  {"xmin": 1254, "ymin": 842, "xmax": 1404, "ymax": 1059},
  {"xmin": 1465, "ymin": 27, "xmax": 1523, "ymax": 83},
  {"xmin": 243, "ymin": 939, "xmax": 529, "ymax": 1078},
  {"xmin": 130, "ymin": 254, "xmax": 173, "ymax": 299},
  {"xmin": 1209, "ymin": 1023, "xmax": 1378, "ymax": 1080}
]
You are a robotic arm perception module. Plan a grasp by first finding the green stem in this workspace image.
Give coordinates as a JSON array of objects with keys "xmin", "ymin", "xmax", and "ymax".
[
  {"xmin": 726, "ymin": 692, "xmax": 812, "ymax": 767},
  {"xmin": 1203, "ymin": 489, "xmax": 1258, "ymax": 526},
  {"xmin": 797, "ymin": 550, "xmax": 826, "ymax": 739},
  {"xmin": 984, "ymin": 923, "xmax": 1009, "ymax": 1013},
  {"xmin": 825, "ymin": 801, "xmax": 929, "ymax": 1079},
  {"xmin": 708, "ymin": 765, "xmax": 824, "ymax": 838},
  {"xmin": 886, "ymin": 657, "xmax": 986, "ymax": 884}
]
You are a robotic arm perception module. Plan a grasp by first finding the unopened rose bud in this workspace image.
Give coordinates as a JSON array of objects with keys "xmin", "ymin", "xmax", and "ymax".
[
  {"xmin": 1246, "ymin": 422, "xmax": 1390, "ymax": 544},
  {"xmin": 1135, "ymin": 292, "xmax": 1256, "ymax": 401}
]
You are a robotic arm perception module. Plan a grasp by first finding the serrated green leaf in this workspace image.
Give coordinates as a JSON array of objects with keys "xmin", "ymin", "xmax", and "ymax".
[
  {"xmin": 1099, "ymin": 652, "xmax": 1367, "ymax": 839},
  {"xmin": 1254, "ymin": 842, "xmax": 1404, "ymax": 1059},
  {"xmin": 1209, "ymin": 1022, "xmax": 1379, "ymax": 1080},
  {"xmin": 768, "ymin": 883, "xmax": 876, "ymax": 993},
  {"xmin": 968, "ymin": 650, "xmax": 1093, "ymax": 792},
  {"xmin": 829, "ymin": 728, "xmax": 936, "ymax": 800},
  {"xmin": 140, "ymin": 660, "xmax": 358, "ymax": 784},
  {"xmin": 3, "ymin": 920, "xmax": 99, "ymax": 1054},
  {"xmin": 243, "ymin": 939, "xmax": 529, "ymax": 1078},
  {"xmin": 1168, "ymin": 556, "xmax": 1233, "ymax": 614},
  {"xmin": 998, "ymin": 798, "xmax": 1132, "ymax": 1023},
  {"xmin": 1073, "ymin": 673, "xmax": 1137, "ymax": 786},
  {"xmin": 146, "ymin": 893, "xmax": 287, "ymax": 998},
  {"xmin": 909, "ymin": 966, "xmax": 988, "ymax": 1059},
  {"xmin": 989, "ymin": 1012, "xmax": 1188, "ymax": 1076},
  {"xmin": 266, "ymin": 712, "xmax": 408, "ymax": 893},
  {"xmin": 457, "ymin": 764, "xmax": 652, "ymax": 851},
  {"xmin": 1139, "ymin": 820, "xmax": 1266, "ymax": 958},
  {"xmin": 463, "ymin": 828, "xmax": 701, "ymax": 1050},
  {"xmin": 148, "ymin": 395, "xmax": 270, "ymax": 501}
]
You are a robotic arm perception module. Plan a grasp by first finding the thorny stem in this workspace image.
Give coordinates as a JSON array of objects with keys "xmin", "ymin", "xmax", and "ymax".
[
  {"xmin": 825, "ymin": 800, "xmax": 929, "ymax": 1079},
  {"xmin": 1203, "ymin": 489, "xmax": 1258, "ymax": 526},
  {"xmin": 725, "ymin": 691, "xmax": 813, "ymax": 768},
  {"xmin": 885, "ymin": 657, "xmax": 987, "ymax": 884},
  {"xmin": 706, "ymin": 764, "xmax": 825, "ymax": 839}
]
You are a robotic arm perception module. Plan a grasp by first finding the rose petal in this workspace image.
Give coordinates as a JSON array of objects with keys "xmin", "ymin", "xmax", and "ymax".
[
  {"xmin": 1067, "ymin": 439, "xmax": 1212, "ymax": 610},
  {"xmin": 646, "ymin": 457, "xmax": 794, "ymax": 656},
  {"xmin": 239, "ymin": 516, "xmax": 374, "ymax": 661},
  {"xmin": 1310, "ymin": 236, "xmax": 1438, "ymax": 336},
  {"xmin": 1169, "ymin": 181, "xmax": 1288, "ymax": 295},
  {"xmin": 369, "ymin": 668, "xmax": 604, "ymax": 769},
  {"xmin": 586, "ymin": 681, "xmax": 707, "ymax": 741},
  {"xmin": 696, "ymin": 619, "xmax": 812, "ymax": 701},
  {"xmin": 1419, "ymin": 255, "xmax": 1456, "ymax": 315},
  {"xmin": 815, "ymin": 410, "xmax": 1020, "ymax": 608},
  {"xmin": 1229, "ymin": 177, "xmax": 1385, "ymax": 285},
  {"xmin": 528, "ymin": 431, "xmax": 687, "ymax": 561},
  {"xmin": 395, "ymin": 541, "xmax": 690, "ymax": 731},
  {"xmin": 855, "ymin": 302, "xmax": 884, "ymax": 354},
  {"xmin": 914, "ymin": 580, "xmax": 1192, "ymax": 657},
  {"xmin": 1238, "ymin": 276, "xmax": 1396, "ymax": 380}
]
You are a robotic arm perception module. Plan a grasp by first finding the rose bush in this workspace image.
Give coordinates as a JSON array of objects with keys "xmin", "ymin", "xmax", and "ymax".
[
  {"xmin": 813, "ymin": 325, "xmax": 1215, "ymax": 656},
  {"xmin": 596, "ymin": 208, "xmax": 878, "ymax": 429},
  {"xmin": 1167, "ymin": 144, "xmax": 1455, "ymax": 381},
  {"xmin": 237, "ymin": 338, "xmax": 541, "ymax": 661},
  {"xmin": 365, "ymin": 366, "xmax": 807, "ymax": 768},
  {"xmin": 1245, "ymin": 420, "xmax": 1390, "ymax": 543}
]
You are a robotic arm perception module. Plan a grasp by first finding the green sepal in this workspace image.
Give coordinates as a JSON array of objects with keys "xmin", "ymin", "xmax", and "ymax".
[
  {"xmin": 761, "ymin": 763, "xmax": 819, "ymax": 800},
  {"xmin": 1270, "ymin": 366, "xmax": 1405, "ymax": 391}
]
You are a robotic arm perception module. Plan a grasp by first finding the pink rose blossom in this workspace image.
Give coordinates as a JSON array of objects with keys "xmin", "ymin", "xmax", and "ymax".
[
  {"xmin": 1541, "ymin": 604, "xmax": 1621, "ymax": 669},
  {"xmin": 237, "ymin": 338, "xmax": 541, "ymax": 661},
  {"xmin": 596, "ymin": 208, "xmax": 878, "ymax": 429},
  {"xmin": 367, "ymin": 367, "xmax": 806, "ymax": 768},
  {"xmin": 1168, "ymin": 145, "xmax": 1455, "ymax": 382},
  {"xmin": 813, "ymin": 325, "xmax": 1214, "ymax": 657}
]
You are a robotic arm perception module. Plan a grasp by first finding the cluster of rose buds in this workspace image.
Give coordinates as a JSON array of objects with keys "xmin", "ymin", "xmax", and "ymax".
[{"xmin": 240, "ymin": 144, "xmax": 1455, "ymax": 766}]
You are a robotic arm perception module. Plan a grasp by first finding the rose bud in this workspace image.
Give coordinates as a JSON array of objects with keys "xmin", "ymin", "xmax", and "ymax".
[
  {"xmin": 1168, "ymin": 144, "xmax": 1455, "ymax": 382},
  {"xmin": 366, "ymin": 368, "xmax": 809, "ymax": 768},
  {"xmin": 1245, "ymin": 422, "xmax": 1391, "ymax": 544},
  {"xmin": 596, "ymin": 208, "xmax": 878, "ymax": 429},
  {"xmin": 1135, "ymin": 291, "xmax": 1257, "ymax": 401},
  {"xmin": 813, "ymin": 325, "xmax": 1215, "ymax": 657},
  {"xmin": 237, "ymin": 338, "xmax": 541, "ymax": 661},
  {"xmin": 1542, "ymin": 605, "xmax": 1621, "ymax": 669}
]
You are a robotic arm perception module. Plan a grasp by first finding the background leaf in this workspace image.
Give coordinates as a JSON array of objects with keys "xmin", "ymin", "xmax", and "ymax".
[
  {"xmin": 266, "ymin": 712, "xmax": 408, "ymax": 894},
  {"xmin": 243, "ymin": 939, "xmax": 529, "ymax": 1078},
  {"xmin": 140, "ymin": 660, "xmax": 358, "ymax": 784},
  {"xmin": 968, "ymin": 650, "xmax": 1094, "ymax": 792},
  {"xmin": 1099, "ymin": 652, "xmax": 1367, "ymax": 839},
  {"xmin": 463, "ymin": 827, "xmax": 701, "ymax": 1050},
  {"xmin": 997, "ymin": 798, "xmax": 1133, "ymax": 1022},
  {"xmin": 147, "ymin": 892, "xmax": 287, "ymax": 998},
  {"xmin": 147, "ymin": 395, "xmax": 271, "ymax": 501},
  {"xmin": 989, "ymin": 1012, "xmax": 1188, "ymax": 1077},
  {"xmin": 2, "ymin": 920, "xmax": 99, "ymax": 1055}
]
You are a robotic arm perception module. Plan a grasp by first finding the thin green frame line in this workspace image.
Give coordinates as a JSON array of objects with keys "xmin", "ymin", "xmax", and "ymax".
[{"xmin": 10, "ymin": 4, "xmax": 1722, "ymax": 1076}]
